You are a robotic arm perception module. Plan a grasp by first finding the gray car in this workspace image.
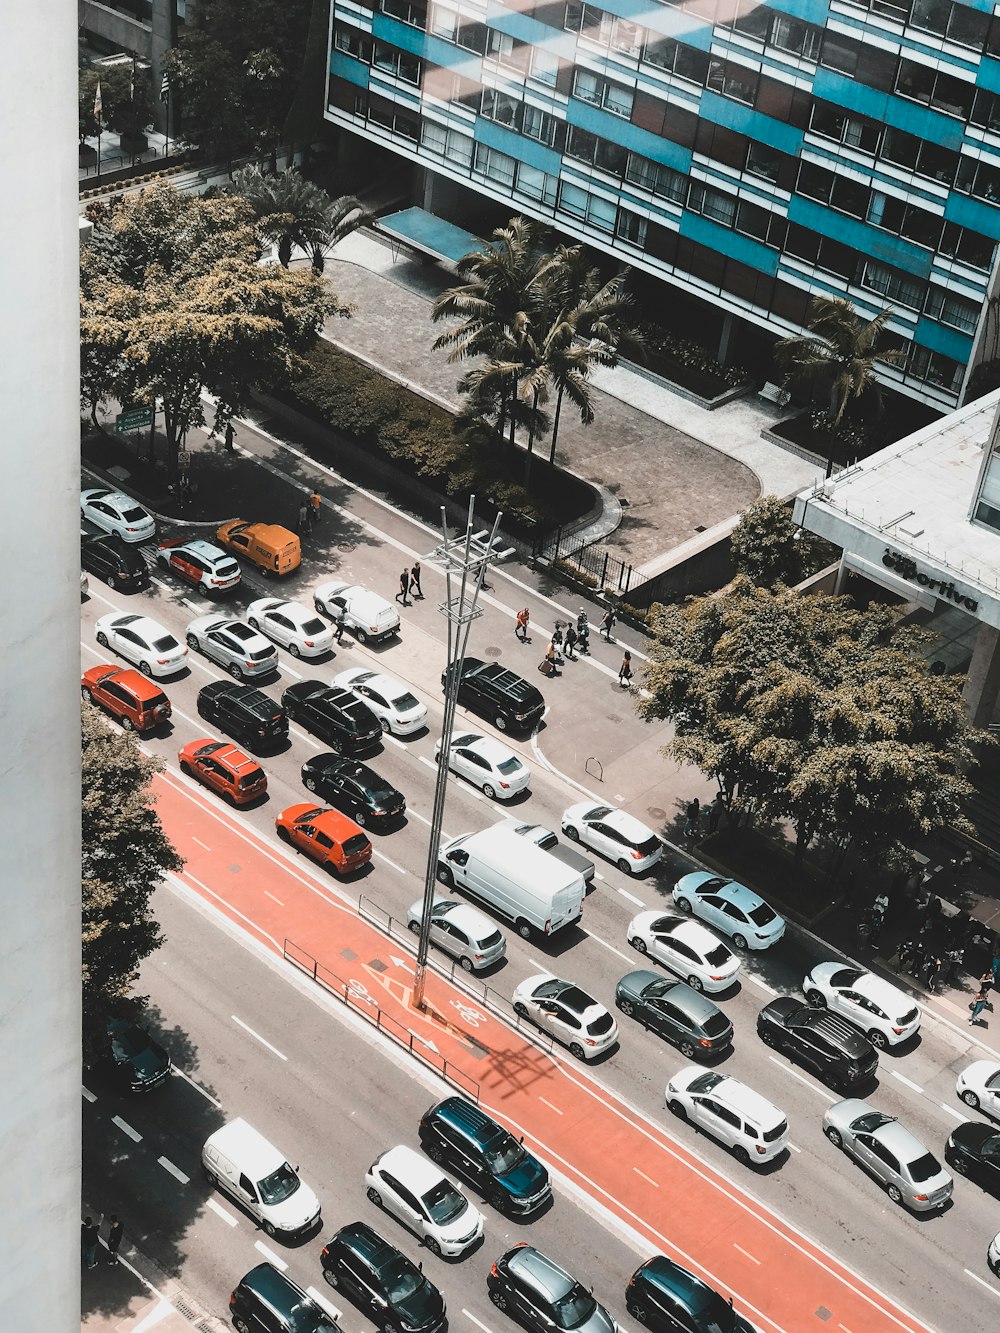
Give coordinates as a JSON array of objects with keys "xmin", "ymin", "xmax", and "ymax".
[
  {"xmin": 616, "ymin": 971, "xmax": 733, "ymax": 1058},
  {"xmin": 407, "ymin": 898, "xmax": 506, "ymax": 972},
  {"xmin": 488, "ymin": 1244, "xmax": 615, "ymax": 1333},
  {"xmin": 185, "ymin": 615, "xmax": 278, "ymax": 679},
  {"xmin": 823, "ymin": 1099, "xmax": 953, "ymax": 1212}
]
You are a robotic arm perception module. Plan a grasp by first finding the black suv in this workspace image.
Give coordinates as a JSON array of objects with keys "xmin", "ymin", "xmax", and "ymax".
[
  {"xmin": 230, "ymin": 1264, "xmax": 337, "ymax": 1333},
  {"xmin": 282, "ymin": 681, "xmax": 382, "ymax": 753},
  {"xmin": 320, "ymin": 1222, "xmax": 446, "ymax": 1333},
  {"xmin": 95, "ymin": 1016, "xmax": 171, "ymax": 1093},
  {"xmin": 488, "ymin": 1245, "xmax": 614, "ymax": 1333},
  {"xmin": 757, "ymin": 997, "xmax": 878, "ymax": 1090},
  {"xmin": 419, "ymin": 1096, "xmax": 551, "ymax": 1216},
  {"xmin": 81, "ymin": 527, "xmax": 149, "ymax": 591},
  {"xmin": 302, "ymin": 755, "xmax": 405, "ymax": 827},
  {"xmin": 197, "ymin": 680, "xmax": 288, "ymax": 753},
  {"xmin": 443, "ymin": 659, "xmax": 544, "ymax": 733},
  {"xmin": 626, "ymin": 1255, "xmax": 755, "ymax": 1333}
]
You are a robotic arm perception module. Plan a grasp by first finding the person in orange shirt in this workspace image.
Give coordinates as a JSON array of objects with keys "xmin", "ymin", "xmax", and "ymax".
[
  {"xmin": 515, "ymin": 607, "xmax": 530, "ymax": 642},
  {"xmin": 308, "ymin": 490, "xmax": 322, "ymax": 529}
]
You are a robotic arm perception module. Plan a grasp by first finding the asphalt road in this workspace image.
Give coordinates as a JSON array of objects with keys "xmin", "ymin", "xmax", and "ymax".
[{"xmin": 79, "ymin": 444, "xmax": 1000, "ymax": 1332}]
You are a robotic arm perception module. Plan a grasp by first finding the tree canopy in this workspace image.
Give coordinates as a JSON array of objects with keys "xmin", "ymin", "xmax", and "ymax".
[
  {"xmin": 80, "ymin": 184, "xmax": 347, "ymax": 469},
  {"xmin": 638, "ymin": 578, "xmax": 983, "ymax": 877},
  {"xmin": 80, "ymin": 63, "xmax": 154, "ymax": 143},
  {"xmin": 230, "ymin": 165, "xmax": 373, "ymax": 270},
  {"xmin": 729, "ymin": 496, "xmax": 836, "ymax": 589},
  {"xmin": 82, "ymin": 706, "xmax": 182, "ymax": 1051}
]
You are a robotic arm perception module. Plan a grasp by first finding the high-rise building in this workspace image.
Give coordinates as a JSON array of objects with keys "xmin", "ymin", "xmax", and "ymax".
[
  {"xmin": 323, "ymin": 0, "xmax": 1000, "ymax": 411},
  {"xmin": 79, "ymin": 0, "xmax": 184, "ymax": 131}
]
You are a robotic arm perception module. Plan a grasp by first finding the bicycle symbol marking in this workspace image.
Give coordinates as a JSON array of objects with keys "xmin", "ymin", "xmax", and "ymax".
[
  {"xmin": 451, "ymin": 1000, "xmax": 487, "ymax": 1028},
  {"xmin": 347, "ymin": 978, "xmax": 376, "ymax": 1005}
]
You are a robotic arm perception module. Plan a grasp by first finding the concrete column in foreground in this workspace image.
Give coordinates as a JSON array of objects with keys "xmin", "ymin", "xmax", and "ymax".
[{"xmin": 963, "ymin": 622, "xmax": 1000, "ymax": 728}]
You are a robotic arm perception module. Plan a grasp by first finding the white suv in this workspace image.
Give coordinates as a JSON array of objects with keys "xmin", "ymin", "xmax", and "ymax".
[
  {"xmin": 666, "ymin": 1067, "xmax": 789, "ymax": 1166},
  {"xmin": 803, "ymin": 963, "xmax": 921, "ymax": 1050},
  {"xmin": 365, "ymin": 1144, "xmax": 484, "ymax": 1257}
]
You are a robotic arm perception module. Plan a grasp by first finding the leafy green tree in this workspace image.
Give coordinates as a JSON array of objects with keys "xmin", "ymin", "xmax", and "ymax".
[
  {"xmin": 80, "ymin": 184, "xmax": 348, "ymax": 472},
  {"xmin": 80, "ymin": 64, "xmax": 154, "ymax": 144},
  {"xmin": 307, "ymin": 194, "xmax": 375, "ymax": 275},
  {"xmin": 231, "ymin": 165, "xmax": 373, "ymax": 270},
  {"xmin": 639, "ymin": 578, "xmax": 982, "ymax": 877},
  {"xmin": 729, "ymin": 496, "xmax": 836, "ymax": 588},
  {"xmin": 82, "ymin": 706, "xmax": 182, "ymax": 1052}
]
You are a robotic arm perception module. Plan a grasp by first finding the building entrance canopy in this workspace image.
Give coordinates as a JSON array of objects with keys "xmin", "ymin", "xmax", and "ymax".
[{"xmin": 378, "ymin": 207, "xmax": 483, "ymax": 267}]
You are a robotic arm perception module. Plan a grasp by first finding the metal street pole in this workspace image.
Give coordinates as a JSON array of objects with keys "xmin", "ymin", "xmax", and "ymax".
[{"xmin": 412, "ymin": 498, "xmax": 512, "ymax": 1013}]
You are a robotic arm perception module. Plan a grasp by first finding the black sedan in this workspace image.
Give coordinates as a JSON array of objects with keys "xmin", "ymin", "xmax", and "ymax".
[
  {"xmin": 282, "ymin": 681, "xmax": 382, "ymax": 753},
  {"xmin": 301, "ymin": 755, "xmax": 405, "ymax": 827},
  {"xmin": 321, "ymin": 1221, "xmax": 446, "ymax": 1333},
  {"xmin": 615, "ymin": 971, "xmax": 733, "ymax": 1059},
  {"xmin": 95, "ymin": 1017, "xmax": 171, "ymax": 1092},
  {"xmin": 945, "ymin": 1122, "xmax": 1000, "ymax": 1198}
]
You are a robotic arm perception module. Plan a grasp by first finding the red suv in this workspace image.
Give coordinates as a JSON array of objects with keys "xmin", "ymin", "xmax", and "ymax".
[
  {"xmin": 179, "ymin": 739, "xmax": 268, "ymax": 806},
  {"xmin": 82, "ymin": 665, "xmax": 171, "ymax": 732}
]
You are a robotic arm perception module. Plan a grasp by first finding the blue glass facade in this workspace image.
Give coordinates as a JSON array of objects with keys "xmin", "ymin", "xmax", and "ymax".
[{"xmin": 325, "ymin": 0, "xmax": 1000, "ymax": 408}]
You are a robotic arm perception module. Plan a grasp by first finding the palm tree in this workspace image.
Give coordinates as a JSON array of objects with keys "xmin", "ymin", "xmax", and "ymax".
[
  {"xmin": 774, "ymin": 295, "xmax": 903, "ymax": 476},
  {"xmin": 307, "ymin": 194, "xmax": 375, "ymax": 274},
  {"xmin": 231, "ymin": 165, "xmax": 330, "ymax": 266}
]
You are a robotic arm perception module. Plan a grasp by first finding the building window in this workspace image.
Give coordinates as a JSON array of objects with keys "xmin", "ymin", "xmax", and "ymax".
[
  {"xmin": 881, "ymin": 128, "xmax": 957, "ymax": 184},
  {"xmin": 896, "ymin": 59, "xmax": 975, "ymax": 119},
  {"xmin": 809, "ymin": 102, "xmax": 881, "ymax": 154},
  {"xmin": 558, "ymin": 181, "xmax": 617, "ymax": 231},
  {"xmin": 522, "ymin": 104, "xmax": 559, "ymax": 147},
  {"xmin": 859, "ymin": 259, "xmax": 924, "ymax": 308},
  {"xmin": 972, "ymin": 88, "xmax": 1000, "ymax": 135},
  {"xmin": 770, "ymin": 14, "xmax": 821, "ymax": 61},
  {"xmin": 530, "ymin": 46, "xmax": 559, "ymax": 86},
  {"xmin": 924, "ymin": 286, "xmax": 980, "ymax": 333},
  {"xmin": 420, "ymin": 120, "xmax": 473, "ymax": 166},
  {"xmin": 625, "ymin": 152, "xmax": 685, "ymax": 202},
  {"xmin": 429, "ymin": 7, "xmax": 485, "ymax": 53},
  {"xmin": 572, "ymin": 69, "xmax": 633, "ymax": 118},
  {"xmin": 974, "ymin": 445, "xmax": 1000, "ymax": 531},
  {"xmin": 565, "ymin": 125, "xmax": 627, "ymax": 175},
  {"xmin": 373, "ymin": 41, "xmax": 421, "ymax": 84},
  {"xmin": 908, "ymin": 345, "xmax": 964, "ymax": 392},
  {"xmin": 335, "ymin": 25, "xmax": 371, "ymax": 61},
  {"xmin": 746, "ymin": 141, "xmax": 782, "ymax": 183},
  {"xmin": 485, "ymin": 27, "xmax": 528, "ymax": 71},
  {"xmin": 517, "ymin": 162, "xmax": 557, "ymax": 206},
  {"xmin": 735, "ymin": 199, "xmax": 787, "ymax": 248},
  {"xmin": 720, "ymin": 0, "xmax": 771, "ymax": 41},
  {"xmin": 616, "ymin": 209, "xmax": 648, "ymax": 247},
  {"xmin": 565, "ymin": 4, "xmax": 641, "ymax": 56},
  {"xmin": 796, "ymin": 161, "xmax": 870, "ymax": 218},
  {"xmin": 938, "ymin": 221, "xmax": 995, "ymax": 271},
  {"xmin": 481, "ymin": 87, "xmax": 519, "ymax": 128},
  {"xmin": 955, "ymin": 157, "xmax": 1000, "ymax": 205},
  {"xmin": 867, "ymin": 194, "xmax": 941, "ymax": 248},
  {"xmin": 910, "ymin": 0, "xmax": 990, "ymax": 51},
  {"xmin": 380, "ymin": 0, "xmax": 427, "ymax": 27},
  {"xmin": 473, "ymin": 141, "xmax": 516, "ymax": 187},
  {"xmin": 688, "ymin": 181, "xmax": 737, "ymax": 228},
  {"xmin": 706, "ymin": 57, "xmax": 758, "ymax": 105}
]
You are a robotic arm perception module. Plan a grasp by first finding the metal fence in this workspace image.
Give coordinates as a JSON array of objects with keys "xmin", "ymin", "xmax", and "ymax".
[
  {"xmin": 534, "ymin": 527, "xmax": 634, "ymax": 596},
  {"xmin": 283, "ymin": 937, "xmax": 481, "ymax": 1102}
]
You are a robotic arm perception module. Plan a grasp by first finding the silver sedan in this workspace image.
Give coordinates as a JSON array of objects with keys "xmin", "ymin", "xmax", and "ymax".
[
  {"xmin": 185, "ymin": 615, "xmax": 278, "ymax": 679},
  {"xmin": 823, "ymin": 1099, "xmax": 952, "ymax": 1212}
]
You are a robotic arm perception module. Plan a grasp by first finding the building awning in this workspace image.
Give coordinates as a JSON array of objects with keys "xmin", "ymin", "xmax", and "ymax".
[{"xmin": 378, "ymin": 207, "xmax": 483, "ymax": 266}]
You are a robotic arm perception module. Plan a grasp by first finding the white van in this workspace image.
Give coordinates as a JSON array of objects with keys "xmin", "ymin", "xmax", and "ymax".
[
  {"xmin": 313, "ymin": 580, "xmax": 401, "ymax": 645},
  {"xmin": 202, "ymin": 1118, "xmax": 322, "ymax": 1237},
  {"xmin": 437, "ymin": 825, "xmax": 585, "ymax": 939}
]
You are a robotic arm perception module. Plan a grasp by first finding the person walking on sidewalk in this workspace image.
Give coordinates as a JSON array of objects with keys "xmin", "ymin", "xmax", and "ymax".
[
  {"xmin": 576, "ymin": 610, "xmax": 590, "ymax": 655},
  {"xmin": 396, "ymin": 570, "xmax": 411, "ymax": 607},
  {"xmin": 333, "ymin": 609, "xmax": 346, "ymax": 645},
  {"xmin": 971, "ymin": 988, "xmax": 990, "ymax": 1025},
  {"xmin": 551, "ymin": 624, "xmax": 564, "ymax": 663},
  {"xmin": 543, "ymin": 642, "xmax": 560, "ymax": 677},
  {"xmin": 925, "ymin": 955, "xmax": 944, "ymax": 993},
  {"xmin": 515, "ymin": 608, "xmax": 530, "ymax": 642},
  {"xmin": 106, "ymin": 1215, "xmax": 124, "ymax": 1265},
  {"xmin": 708, "ymin": 793, "xmax": 724, "ymax": 834},
  {"xmin": 308, "ymin": 490, "xmax": 322, "ymax": 530},
  {"xmin": 618, "ymin": 651, "xmax": 632, "ymax": 688},
  {"xmin": 684, "ymin": 798, "xmax": 700, "ymax": 840},
  {"xmin": 564, "ymin": 622, "xmax": 577, "ymax": 660},
  {"xmin": 296, "ymin": 502, "xmax": 309, "ymax": 537},
  {"xmin": 82, "ymin": 1217, "xmax": 99, "ymax": 1270},
  {"xmin": 409, "ymin": 562, "xmax": 423, "ymax": 599},
  {"xmin": 600, "ymin": 608, "xmax": 616, "ymax": 642}
]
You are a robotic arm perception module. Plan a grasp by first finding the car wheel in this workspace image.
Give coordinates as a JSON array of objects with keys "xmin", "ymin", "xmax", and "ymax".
[
  {"xmin": 686, "ymin": 975, "xmax": 704, "ymax": 993},
  {"xmin": 564, "ymin": 825, "xmax": 580, "ymax": 842},
  {"xmin": 139, "ymin": 661, "xmax": 153, "ymax": 677},
  {"xmin": 494, "ymin": 715, "xmax": 508, "ymax": 731},
  {"xmin": 261, "ymin": 1220, "xmax": 277, "ymax": 1237},
  {"xmin": 355, "ymin": 811, "xmax": 367, "ymax": 827},
  {"xmin": 277, "ymin": 826, "xmax": 291, "ymax": 844},
  {"xmin": 356, "ymin": 629, "xmax": 369, "ymax": 645},
  {"xmin": 490, "ymin": 1291, "xmax": 507, "ymax": 1312},
  {"xmin": 314, "ymin": 598, "xmax": 325, "ymax": 615},
  {"xmin": 513, "ymin": 1002, "xmax": 530, "ymax": 1020},
  {"xmin": 961, "ymin": 1090, "xmax": 981, "ymax": 1110},
  {"xmin": 515, "ymin": 919, "xmax": 532, "ymax": 940},
  {"xmin": 304, "ymin": 776, "xmax": 317, "ymax": 792},
  {"xmin": 679, "ymin": 1041, "xmax": 696, "ymax": 1059},
  {"xmin": 951, "ymin": 1154, "xmax": 969, "ymax": 1176},
  {"xmin": 408, "ymin": 920, "xmax": 421, "ymax": 936},
  {"xmin": 618, "ymin": 998, "xmax": 635, "ymax": 1017},
  {"xmin": 248, "ymin": 618, "xmax": 260, "ymax": 631},
  {"xmin": 380, "ymin": 717, "xmax": 391, "ymax": 734},
  {"xmin": 96, "ymin": 631, "xmax": 109, "ymax": 648},
  {"xmin": 732, "ymin": 933, "xmax": 749, "ymax": 950},
  {"xmin": 425, "ymin": 1237, "xmax": 442, "ymax": 1257},
  {"xmin": 667, "ymin": 1099, "xmax": 686, "ymax": 1120},
  {"xmin": 806, "ymin": 990, "xmax": 826, "ymax": 1008},
  {"xmin": 229, "ymin": 663, "xmax": 244, "ymax": 680},
  {"xmin": 886, "ymin": 1184, "xmax": 903, "ymax": 1205},
  {"xmin": 460, "ymin": 956, "xmax": 474, "ymax": 973},
  {"xmin": 186, "ymin": 633, "xmax": 198, "ymax": 649},
  {"xmin": 824, "ymin": 1126, "xmax": 843, "ymax": 1149},
  {"xmin": 868, "ymin": 1029, "xmax": 888, "ymax": 1050},
  {"xmin": 631, "ymin": 936, "xmax": 648, "ymax": 954},
  {"xmin": 120, "ymin": 716, "xmax": 134, "ymax": 731},
  {"xmin": 106, "ymin": 574, "xmax": 118, "ymax": 590},
  {"xmin": 82, "ymin": 688, "xmax": 94, "ymax": 705},
  {"xmin": 425, "ymin": 1141, "xmax": 444, "ymax": 1164},
  {"xmin": 627, "ymin": 1302, "xmax": 648, "ymax": 1326},
  {"xmin": 381, "ymin": 1319, "xmax": 396, "ymax": 1333},
  {"xmin": 202, "ymin": 1164, "xmax": 217, "ymax": 1185},
  {"xmin": 367, "ymin": 1187, "xmax": 382, "ymax": 1207},
  {"xmin": 482, "ymin": 783, "xmax": 496, "ymax": 800},
  {"xmin": 732, "ymin": 1146, "xmax": 750, "ymax": 1167},
  {"xmin": 617, "ymin": 857, "xmax": 632, "ymax": 875},
  {"xmin": 180, "ymin": 761, "xmax": 194, "ymax": 778},
  {"xmin": 569, "ymin": 1042, "xmax": 586, "ymax": 1060},
  {"xmin": 288, "ymin": 643, "xmax": 301, "ymax": 658},
  {"xmin": 759, "ymin": 1026, "xmax": 777, "ymax": 1048},
  {"xmin": 234, "ymin": 1318, "xmax": 251, "ymax": 1333},
  {"xmin": 675, "ymin": 897, "xmax": 692, "ymax": 914},
  {"xmin": 323, "ymin": 1269, "xmax": 339, "ymax": 1290},
  {"xmin": 436, "ymin": 866, "xmax": 454, "ymax": 888}
]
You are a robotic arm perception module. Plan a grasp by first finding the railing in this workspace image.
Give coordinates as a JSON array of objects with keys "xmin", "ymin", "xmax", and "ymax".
[
  {"xmin": 534, "ymin": 527, "xmax": 634, "ymax": 595},
  {"xmin": 283, "ymin": 937, "xmax": 481, "ymax": 1102}
]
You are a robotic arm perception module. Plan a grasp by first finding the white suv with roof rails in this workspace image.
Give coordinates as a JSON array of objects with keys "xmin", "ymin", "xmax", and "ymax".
[
  {"xmin": 803, "ymin": 963, "xmax": 921, "ymax": 1049},
  {"xmin": 666, "ymin": 1067, "xmax": 789, "ymax": 1166}
]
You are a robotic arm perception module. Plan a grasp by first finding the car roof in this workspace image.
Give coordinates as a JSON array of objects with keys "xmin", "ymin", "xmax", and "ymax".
[
  {"xmin": 874, "ymin": 1119, "xmax": 933, "ymax": 1160},
  {"xmin": 430, "ymin": 1096, "xmax": 503, "ymax": 1144},
  {"xmin": 604, "ymin": 807, "xmax": 656, "ymax": 840},
  {"xmin": 507, "ymin": 1246, "xmax": 573, "ymax": 1301},
  {"xmin": 854, "ymin": 973, "xmax": 908, "ymax": 1008},
  {"xmin": 334, "ymin": 1220, "xmax": 403, "ymax": 1266},
  {"xmin": 458, "ymin": 734, "xmax": 517, "ymax": 762},
  {"xmin": 170, "ymin": 539, "xmax": 232, "ymax": 560},
  {"xmin": 120, "ymin": 615, "xmax": 171, "ymax": 638},
  {"xmin": 646, "ymin": 913, "xmax": 724, "ymax": 949},
  {"xmin": 639, "ymin": 1256, "xmax": 715, "ymax": 1313},
  {"xmin": 377, "ymin": 1144, "xmax": 446, "ymax": 1193},
  {"xmin": 436, "ymin": 900, "xmax": 498, "ymax": 939},
  {"xmin": 710, "ymin": 1076, "xmax": 784, "ymax": 1125}
]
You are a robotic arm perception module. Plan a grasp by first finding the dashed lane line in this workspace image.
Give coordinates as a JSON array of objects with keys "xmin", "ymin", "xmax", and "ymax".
[
  {"xmin": 463, "ymin": 1311, "xmax": 495, "ymax": 1333},
  {"xmin": 112, "ymin": 1115, "xmax": 142, "ymax": 1142},
  {"xmin": 157, "ymin": 1156, "xmax": 190, "ymax": 1185},
  {"xmin": 767, "ymin": 1056, "xmax": 836, "ymax": 1103},
  {"xmin": 891, "ymin": 1071, "xmax": 924, "ymax": 1095},
  {"xmin": 232, "ymin": 1015, "xmax": 288, "ymax": 1060},
  {"xmin": 734, "ymin": 1244, "xmax": 761, "ymax": 1265},
  {"xmin": 82, "ymin": 1086, "xmax": 96, "ymax": 1103},
  {"xmin": 171, "ymin": 1064, "xmax": 222, "ymax": 1108},
  {"xmin": 254, "ymin": 1241, "xmax": 288, "ymax": 1271},
  {"xmin": 940, "ymin": 1102, "xmax": 969, "ymax": 1122},
  {"xmin": 633, "ymin": 1167, "xmax": 659, "ymax": 1188},
  {"xmin": 964, "ymin": 1269, "xmax": 1000, "ymax": 1300},
  {"xmin": 264, "ymin": 891, "xmax": 285, "ymax": 906},
  {"xmin": 617, "ymin": 886, "xmax": 646, "ymax": 908},
  {"xmin": 539, "ymin": 1097, "xmax": 563, "ymax": 1115},
  {"xmin": 206, "ymin": 1198, "xmax": 238, "ymax": 1227},
  {"xmin": 744, "ymin": 974, "xmax": 778, "ymax": 996}
]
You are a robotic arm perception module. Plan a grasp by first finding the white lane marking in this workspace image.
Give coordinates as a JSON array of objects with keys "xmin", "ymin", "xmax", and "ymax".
[
  {"xmin": 158, "ymin": 1156, "xmax": 190, "ymax": 1184},
  {"xmin": 407, "ymin": 807, "xmax": 434, "ymax": 830},
  {"xmin": 733, "ymin": 1244, "xmax": 761, "ymax": 1265},
  {"xmin": 131, "ymin": 1295, "xmax": 178, "ymax": 1331},
  {"xmin": 745, "ymin": 974, "xmax": 778, "ymax": 996},
  {"xmin": 586, "ymin": 932, "xmax": 634, "ymax": 964},
  {"xmin": 279, "ymin": 661, "xmax": 303, "ymax": 680},
  {"xmin": 787, "ymin": 1142, "xmax": 801, "ymax": 1154},
  {"xmin": 767, "ymin": 1057, "xmax": 836, "ymax": 1103},
  {"xmin": 539, "ymin": 1097, "xmax": 563, "ymax": 1115},
  {"xmin": 232, "ymin": 1015, "xmax": 288, "ymax": 1060},
  {"xmin": 82, "ymin": 1086, "xmax": 96, "ymax": 1103},
  {"xmin": 171, "ymin": 1064, "xmax": 222, "ymax": 1107},
  {"xmin": 594, "ymin": 872, "xmax": 605, "ymax": 883},
  {"xmin": 940, "ymin": 1103, "xmax": 969, "ymax": 1123},
  {"xmin": 192, "ymin": 837, "xmax": 211, "ymax": 852},
  {"xmin": 418, "ymin": 755, "xmax": 437, "ymax": 771},
  {"xmin": 891, "ymin": 1071, "xmax": 924, "ymax": 1095},
  {"xmin": 307, "ymin": 1288, "xmax": 343, "ymax": 1322},
  {"xmin": 264, "ymin": 891, "xmax": 284, "ymax": 906},
  {"xmin": 112, "ymin": 1115, "xmax": 142, "ymax": 1142},
  {"xmin": 207, "ymin": 1198, "xmax": 239, "ymax": 1227},
  {"xmin": 964, "ymin": 1268, "xmax": 1000, "ymax": 1299},
  {"xmin": 463, "ymin": 1310, "xmax": 495, "ymax": 1333},
  {"xmin": 385, "ymin": 733, "xmax": 405, "ymax": 750},
  {"xmin": 375, "ymin": 853, "xmax": 408, "ymax": 876},
  {"xmin": 254, "ymin": 1241, "xmax": 288, "ymax": 1270},
  {"xmin": 617, "ymin": 887, "xmax": 646, "ymax": 907},
  {"xmin": 633, "ymin": 1167, "xmax": 658, "ymax": 1187}
]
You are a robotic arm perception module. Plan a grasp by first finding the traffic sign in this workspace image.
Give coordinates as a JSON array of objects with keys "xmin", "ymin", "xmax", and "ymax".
[{"xmin": 116, "ymin": 405, "xmax": 153, "ymax": 432}]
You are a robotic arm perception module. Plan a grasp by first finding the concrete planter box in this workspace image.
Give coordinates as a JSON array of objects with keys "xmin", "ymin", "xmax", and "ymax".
[
  {"xmin": 621, "ymin": 356, "xmax": 754, "ymax": 411},
  {"xmin": 120, "ymin": 131, "xmax": 149, "ymax": 155}
]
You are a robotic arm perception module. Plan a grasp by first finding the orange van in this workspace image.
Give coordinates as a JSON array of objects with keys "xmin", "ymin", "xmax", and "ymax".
[
  {"xmin": 216, "ymin": 520, "xmax": 301, "ymax": 576},
  {"xmin": 82, "ymin": 665, "xmax": 172, "ymax": 733}
]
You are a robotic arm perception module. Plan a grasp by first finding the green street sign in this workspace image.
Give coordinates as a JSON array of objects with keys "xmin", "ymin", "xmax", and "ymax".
[{"xmin": 116, "ymin": 406, "xmax": 154, "ymax": 432}]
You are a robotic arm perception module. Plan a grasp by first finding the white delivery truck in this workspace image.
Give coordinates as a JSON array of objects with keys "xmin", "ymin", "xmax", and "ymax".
[{"xmin": 436, "ymin": 824, "xmax": 585, "ymax": 939}]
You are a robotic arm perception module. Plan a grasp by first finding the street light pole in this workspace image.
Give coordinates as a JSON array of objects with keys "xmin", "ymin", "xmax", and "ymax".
[{"xmin": 412, "ymin": 498, "xmax": 511, "ymax": 1013}]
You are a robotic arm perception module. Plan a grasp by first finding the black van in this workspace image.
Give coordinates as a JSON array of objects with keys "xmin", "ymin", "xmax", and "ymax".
[
  {"xmin": 418, "ymin": 1096, "xmax": 551, "ymax": 1216},
  {"xmin": 230, "ymin": 1264, "xmax": 338, "ymax": 1333}
]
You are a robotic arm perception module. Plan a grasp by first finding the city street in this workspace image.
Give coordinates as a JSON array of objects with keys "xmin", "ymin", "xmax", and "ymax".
[{"xmin": 80, "ymin": 431, "xmax": 1000, "ymax": 1333}]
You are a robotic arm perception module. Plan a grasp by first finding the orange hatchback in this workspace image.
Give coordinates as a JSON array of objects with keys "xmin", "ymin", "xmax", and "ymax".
[
  {"xmin": 82, "ymin": 665, "xmax": 171, "ymax": 733},
  {"xmin": 179, "ymin": 739, "xmax": 268, "ymax": 806},
  {"xmin": 275, "ymin": 803, "xmax": 372, "ymax": 875}
]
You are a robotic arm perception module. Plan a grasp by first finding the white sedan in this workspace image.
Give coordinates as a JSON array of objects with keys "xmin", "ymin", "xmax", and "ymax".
[
  {"xmin": 512, "ymin": 974, "xmax": 618, "ymax": 1060},
  {"xmin": 333, "ymin": 667, "xmax": 428, "ymax": 735},
  {"xmin": 366, "ymin": 1145, "xmax": 484, "ymax": 1258},
  {"xmin": 247, "ymin": 598, "xmax": 335, "ymax": 658},
  {"xmin": 627, "ymin": 911, "xmax": 741, "ymax": 993},
  {"xmin": 560, "ymin": 802, "xmax": 661, "ymax": 874},
  {"xmin": 185, "ymin": 615, "xmax": 278, "ymax": 679},
  {"xmin": 672, "ymin": 872, "xmax": 785, "ymax": 950},
  {"xmin": 803, "ymin": 963, "xmax": 921, "ymax": 1049},
  {"xmin": 94, "ymin": 612, "xmax": 188, "ymax": 678},
  {"xmin": 956, "ymin": 1061, "xmax": 1000, "ymax": 1119},
  {"xmin": 81, "ymin": 487, "xmax": 156, "ymax": 543},
  {"xmin": 435, "ymin": 733, "xmax": 530, "ymax": 800}
]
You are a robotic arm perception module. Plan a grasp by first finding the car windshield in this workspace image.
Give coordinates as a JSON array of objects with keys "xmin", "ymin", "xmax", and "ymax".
[
  {"xmin": 980, "ymin": 1136, "xmax": 1000, "ymax": 1163},
  {"xmin": 422, "ymin": 1180, "xmax": 467, "ymax": 1224},
  {"xmin": 392, "ymin": 691, "xmax": 420, "ymax": 709},
  {"xmin": 909, "ymin": 1152, "xmax": 943, "ymax": 1181},
  {"xmin": 688, "ymin": 1071, "xmax": 724, "ymax": 1095},
  {"xmin": 287, "ymin": 1303, "xmax": 336, "ymax": 1333},
  {"xmin": 498, "ymin": 757, "xmax": 522, "ymax": 775},
  {"xmin": 382, "ymin": 1256, "xmax": 422, "ymax": 1302},
  {"xmin": 484, "ymin": 1130, "xmax": 526, "ymax": 1174},
  {"xmin": 705, "ymin": 944, "xmax": 731, "ymax": 965},
  {"xmin": 195, "ymin": 742, "xmax": 224, "ymax": 757},
  {"xmin": 852, "ymin": 1111, "xmax": 894, "ymax": 1134},
  {"xmin": 552, "ymin": 1284, "xmax": 597, "ymax": 1329},
  {"xmin": 302, "ymin": 618, "xmax": 327, "ymax": 635},
  {"xmin": 585, "ymin": 806, "xmax": 613, "ymax": 820},
  {"xmin": 749, "ymin": 902, "xmax": 776, "ymax": 925},
  {"xmin": 987, "ymin": 1071, "xmax": 1000, "ymax": 1091},
  {"xmin": 153, "ymin": 634, "xmax": 179, "ymax": 651},
  {"xmin": 257, "ymin": 1162, "xmax": 300, "ymax": 1205}
]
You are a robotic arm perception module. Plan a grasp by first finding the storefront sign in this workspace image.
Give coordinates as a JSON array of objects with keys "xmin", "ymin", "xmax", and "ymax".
[{"xmin": 882, "ymin": 548, "xmax": 979, "ymax": 612}]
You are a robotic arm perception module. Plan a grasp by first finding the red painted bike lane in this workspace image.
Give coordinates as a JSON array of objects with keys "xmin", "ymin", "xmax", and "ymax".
[{"xmin": 156, "ymin": 771, "xmax": 931, "ymax": 1333}]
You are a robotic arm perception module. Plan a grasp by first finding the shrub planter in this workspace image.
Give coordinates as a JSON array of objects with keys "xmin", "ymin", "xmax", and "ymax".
[{"xmin": 622, "ymin": 356, "xmax": 754, "ymax": 410}]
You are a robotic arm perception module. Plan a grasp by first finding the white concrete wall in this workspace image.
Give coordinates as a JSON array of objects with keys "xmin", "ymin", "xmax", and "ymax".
[{"xmin": 0, "ymin": 5, "xmax": 82, "ymax": 1330}]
